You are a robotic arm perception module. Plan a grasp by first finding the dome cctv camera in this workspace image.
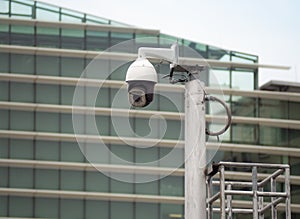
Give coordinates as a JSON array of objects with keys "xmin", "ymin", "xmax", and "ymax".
[
  {"xmin": 125, "ymin": 43, "xmax": 178, "ymax": 107},
  {"xmin": 125, "ymin": 58, "xmax": 157, "ymax": 107}
]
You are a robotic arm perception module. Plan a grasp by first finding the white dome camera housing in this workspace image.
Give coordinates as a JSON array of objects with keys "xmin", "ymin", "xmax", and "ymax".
[{"xmin": 125, "ymin": 58, "xmax": 158, "ymax": 107}]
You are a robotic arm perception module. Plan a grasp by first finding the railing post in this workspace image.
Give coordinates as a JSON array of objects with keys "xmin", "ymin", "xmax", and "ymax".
[
  {"xmin": 259, "ymin": 187, "xmax": 264, "ymax": 219},
  {"xmin": 220, "ymin": 165, "xmax": 226, "ymax": 219},
  {"xmin": 271, "ymin": 177, "xmax": 277, "ymax": 219},
  {"xmin": 207, "ymin": 176, "xmax": 213, "ymax": 219},
  {"xmin": 226, "ymin": 184, "xmax": 232, "ymax": 219},
  {"xmin": 285, "ymin": 167, "xmax": 291, "ymax": 219},
  {"xmin": 252, "ymin": 166, "xmax": 259, "ymax": 219}
]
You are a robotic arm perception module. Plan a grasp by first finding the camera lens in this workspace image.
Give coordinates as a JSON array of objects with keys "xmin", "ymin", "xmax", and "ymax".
[{"xmin": 128, "ymin": 87, "xmax": 147, "ymax": 107}]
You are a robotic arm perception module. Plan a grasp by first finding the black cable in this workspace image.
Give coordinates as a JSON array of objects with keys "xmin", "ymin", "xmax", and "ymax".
[{"xmin": 205, "ymin": 95, "xmax": 232, "ymax": 137}]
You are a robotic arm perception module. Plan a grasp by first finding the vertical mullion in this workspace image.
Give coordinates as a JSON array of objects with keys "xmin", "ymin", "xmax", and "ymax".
[
  {"xmin": 58, "ymin": 7, "xmax": 62, "ymax": 219},
  {"xmin": 7, "ymin": 19, "xmax": 12, "ymax": 215},
  {"xmin": 229, "ymin": 51, "xmax": 233, "ymax": 144}
]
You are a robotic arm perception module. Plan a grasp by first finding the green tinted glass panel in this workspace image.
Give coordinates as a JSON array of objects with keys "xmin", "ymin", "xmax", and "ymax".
[
  {"xmin": 85, "ymin": 58, "xmax": 110, "ymax": 79},
  {"xmin": 35, "ymin": 169, "xmax": 59, "ymax": 189},
  {"xmin": 0, "ymin": 196, "xmax": 7, "ymax": 216},
  {"xmin": 11, "ymin": 25, "xmax": 33, "ymax": 34},
  {"xmin": 208, "ymin": 45, "xmax": 227, "ymax": 60},
  {"xmin": 35, "ymin": 198, "xmax": 59, "ymax": 218},
  {"xmin": 135, "ymin": 178, "xmax": 158, "ymax": 195},
  {"xmin": 289, "ymin": 102, "xmax": 300, "ymax": 120},
  {"xmin": 260, "ymin": 99, "xmax": 287, "ymax": 119},
  {"xmin": 110, "ymin": 87, "xmax": 130, "ymax": 108},
  {"xmin": 210, "ymin": 69, "xmax": 230, "ymax": 88},
  {"xmin": 0, "ymin": 53, "xmax": 9, "ymax": 72},
  {"xmin": 37, "ymin": 26, "xmax": 59, "ymax": 35},
  {"xmin": 85, "ymin": 114, "xmax": 106, "ymax": 135},
  {"xmin": 11, "ymin": 25, "xmax": 34, "ymax": 46},
  {"xmin": 232, "ymin": 124, "xmax": 257, "ymax": 144},
  {"xmin": 109, "ymin": 61, "xmax": 130, "ymax": 81},
  {"xmin": 110, "ymin": 32, "xmax": 133, "ymax": 47},
  {"xmin": 35, "ymin": 140, "xmax": 59, "ymax": 160},
  {"xmin": 61, "ymin": 29, "xmax": 84, "ymax": 49},
  {"xmin": 85, "ymin": 200, "xmax": 109, "ymax": 219},
  {"xmin": 163, "ymin": 120, "xmax": 183, "ymax": 140},
  {"xmin": 85, "ymin": 172, "xmax": 109, "ymax": 192},
  {"xmin": 10, "ymin": 82, "xmax": 34, "ymax": 102},
  {"xmin": 0, "ymin": 1, "xmax": 9, "ymax": 13},
  {"xmin": 61, "ymin": 113, "xmax": 77, "ymax": 133},
  {"xmin": 11, "ymin": 54, "xmax": 34, "ymax": 74},
  {"xmin": 0, "ymin": 81, "xmax": 8, "ymax": 101},
  {"xmin": 110, "ymin": 117, "xmax": 134, "ymax": 137},
  {"xmin": 0, "ymin": 110, "xmax": 9, "ymax": 129},
  {"xmin": 61, "ymin": 141, "xmax": 85, "ymax": 162},
  {"xmin": 136, "ymin": 203, "xmax": 159, "ymax": 219},
  {"xmin": 62, "ymin": 113, "xmax": 85, "ymax": 134},
  {"xmin": 35, "ymin": 112, "xmax": 59, "ymax": 132},
  {"xmin": 232, "ymin": 54, "xmax": 256, "ymax": 63},
  {"xmin": 9, "ymin": 168, "xmax": 33, "ymax": 188},
  {"xmin": 0, "ymin": 139, "xmax": 9, "ymax": 158},
  {"xmin": 232, "ymin": 97, "xmax": 256, "ymax": 117},
  {"xmin": 290, "ymin": 130, "xmax": 300, "ymax": 148},
  {"xmin": 61, "ymin": 14, "xmax": 82, "ymax": 23},
  {"xmin": 134, "ymin": 117, "xmax": 160, "ymax": 138},
  {"xmin": 61, "ymin": 85, "xmax": 85, "ymax": 106},
  {"xmin": 110, "ymin": 144, "xmax": 133, "ymax": 164},
  {"xmin": 159, "ymin": 147, "xmax": 184, "ymax": 168},
  {"xmin": 0, "ymin": 167, "xmax": 8, "ymax": 187},
  {"xmin": 259, "ymin": 127, "xmax": 288, "ymax": 146},
  {"xmin": 10, "ymin": 110, "xmax": 34, "ymax": 131},
  {"xmin": 135, "ymin": 147, "xmax": 158, "ymax": 165},
  {"xmin": 160, "ymin": 204, "xmax": 183, "ymax": 219},
  {"xmin": 61, "ymin": 57, "xmax": 85, "ymax": 77},
  {"xmin": 36, "ymin": 27, "xmax": 60, "ymax": 48},
  {"xmin": 159, "ymin": 91, "xmax": 184, "ymax": 112},
  {"xmin": 111, "ymin": 202, "xmax": 134, "ymax": 219},
  {"xmin": 36, "ymin": 7, "xmax": 59, "ymax": 21},
  {"xmin": 61, "ymin": 9, "xmax": 82, "ymax": 22},
  {"xmin": 36, "ymin": 55, "xmax": 59, "ymax": 76},
  {"xmin": 160, "ymin": 176, "xmax": 183, "ymax": 196},
  {"xmin": 85, "ymin": 142, "xmax": 110, "ymax": 163},
  {"xmin": 36, "ymin": 84, "xmax": 60, "ymax": 104},
  {"xmin": 111, "ymin": 176, "xmax": 134, "ymax": 193},
  {"xmin": 85, "ymin": 86, "xmax": 110, "ymax": 107},
  {"xmin": 86, "ymin": 31, "xmax": 109, "ymax": 51},
  {"xmin": 11, "ymin": 1, "xmax": 32, "ymax": 15},
  {"xmin": 95, "ymin": 115, "xmax": 110, "ymax": 135},
  {"xmin": 9, "ymin": 197, "xmax": 33, "ymax": 217},
  {"xmin": 232, "ymin": 70, "xmax": 254, "ymax": 90},
  {"xmin": 0, "ymin": 24, "xmax": 9, "ymax": 44},
  {"xmin": 10, "ymin": 139, "xmax": 33, "ymax": 159},
  {"xmin": 60, "ymin": 199, "xmax": 84, "ymax": 219},
  {"xmin": 61, "ymin": 170, "xmax": 84, "ymax": 191}
]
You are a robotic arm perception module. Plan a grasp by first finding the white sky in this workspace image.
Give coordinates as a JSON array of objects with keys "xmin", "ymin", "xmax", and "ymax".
[{"xmin": 39, "ymin": 0, "xmax": 300, "ymax": 86}]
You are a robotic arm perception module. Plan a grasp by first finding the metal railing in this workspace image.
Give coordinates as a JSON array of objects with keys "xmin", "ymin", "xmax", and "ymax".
[{"xmin": 206, "ymin": 162, "xmax": 291, "ymax": 219}]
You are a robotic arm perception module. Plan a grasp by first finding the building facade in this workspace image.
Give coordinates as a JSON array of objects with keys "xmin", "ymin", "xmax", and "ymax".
[{"xmin": 0, "ymin": 0, "xmax": 300, "ymax": 218}]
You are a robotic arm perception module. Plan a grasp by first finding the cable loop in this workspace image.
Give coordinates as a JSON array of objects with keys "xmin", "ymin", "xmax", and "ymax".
[{"xmin": 205, "ymin": 95, "xmax": 232, "ymax": 137}]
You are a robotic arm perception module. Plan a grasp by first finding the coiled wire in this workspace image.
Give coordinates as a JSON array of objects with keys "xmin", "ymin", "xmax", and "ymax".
[{"xmin": 205, "ymin": 95, "xmax": 232, "ymax": 137}]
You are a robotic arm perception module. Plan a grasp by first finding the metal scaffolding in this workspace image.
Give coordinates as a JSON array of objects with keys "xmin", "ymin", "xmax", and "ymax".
[{"xmin": 206, "ymin": 162, "xmax": 291, "ymax": 219}]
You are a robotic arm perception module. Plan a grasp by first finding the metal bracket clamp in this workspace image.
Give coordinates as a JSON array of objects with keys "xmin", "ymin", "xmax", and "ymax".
[
  {"xmin": 205, "ymin": 95, "xmax": 232, "ymax": 137},
  {"xmin": 162, "ymin": 64, "xmax": 207, "ymax": 84}
]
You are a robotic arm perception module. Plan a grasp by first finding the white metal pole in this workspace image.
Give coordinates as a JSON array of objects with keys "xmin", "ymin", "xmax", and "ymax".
[{"xmin": 185, "ymin": 76, "xmax": 207, "ymax": 219}]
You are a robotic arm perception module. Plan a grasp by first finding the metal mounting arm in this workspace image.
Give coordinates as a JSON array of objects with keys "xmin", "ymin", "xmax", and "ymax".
[{"xmin": 138, "ymin": 43, "xmax": 179, "ymax": 66}]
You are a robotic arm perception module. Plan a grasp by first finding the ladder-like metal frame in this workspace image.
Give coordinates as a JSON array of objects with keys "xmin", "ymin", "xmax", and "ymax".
[{"xmin": 206, "ymin": 162, "xmax": 291, "ymax": 219}]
